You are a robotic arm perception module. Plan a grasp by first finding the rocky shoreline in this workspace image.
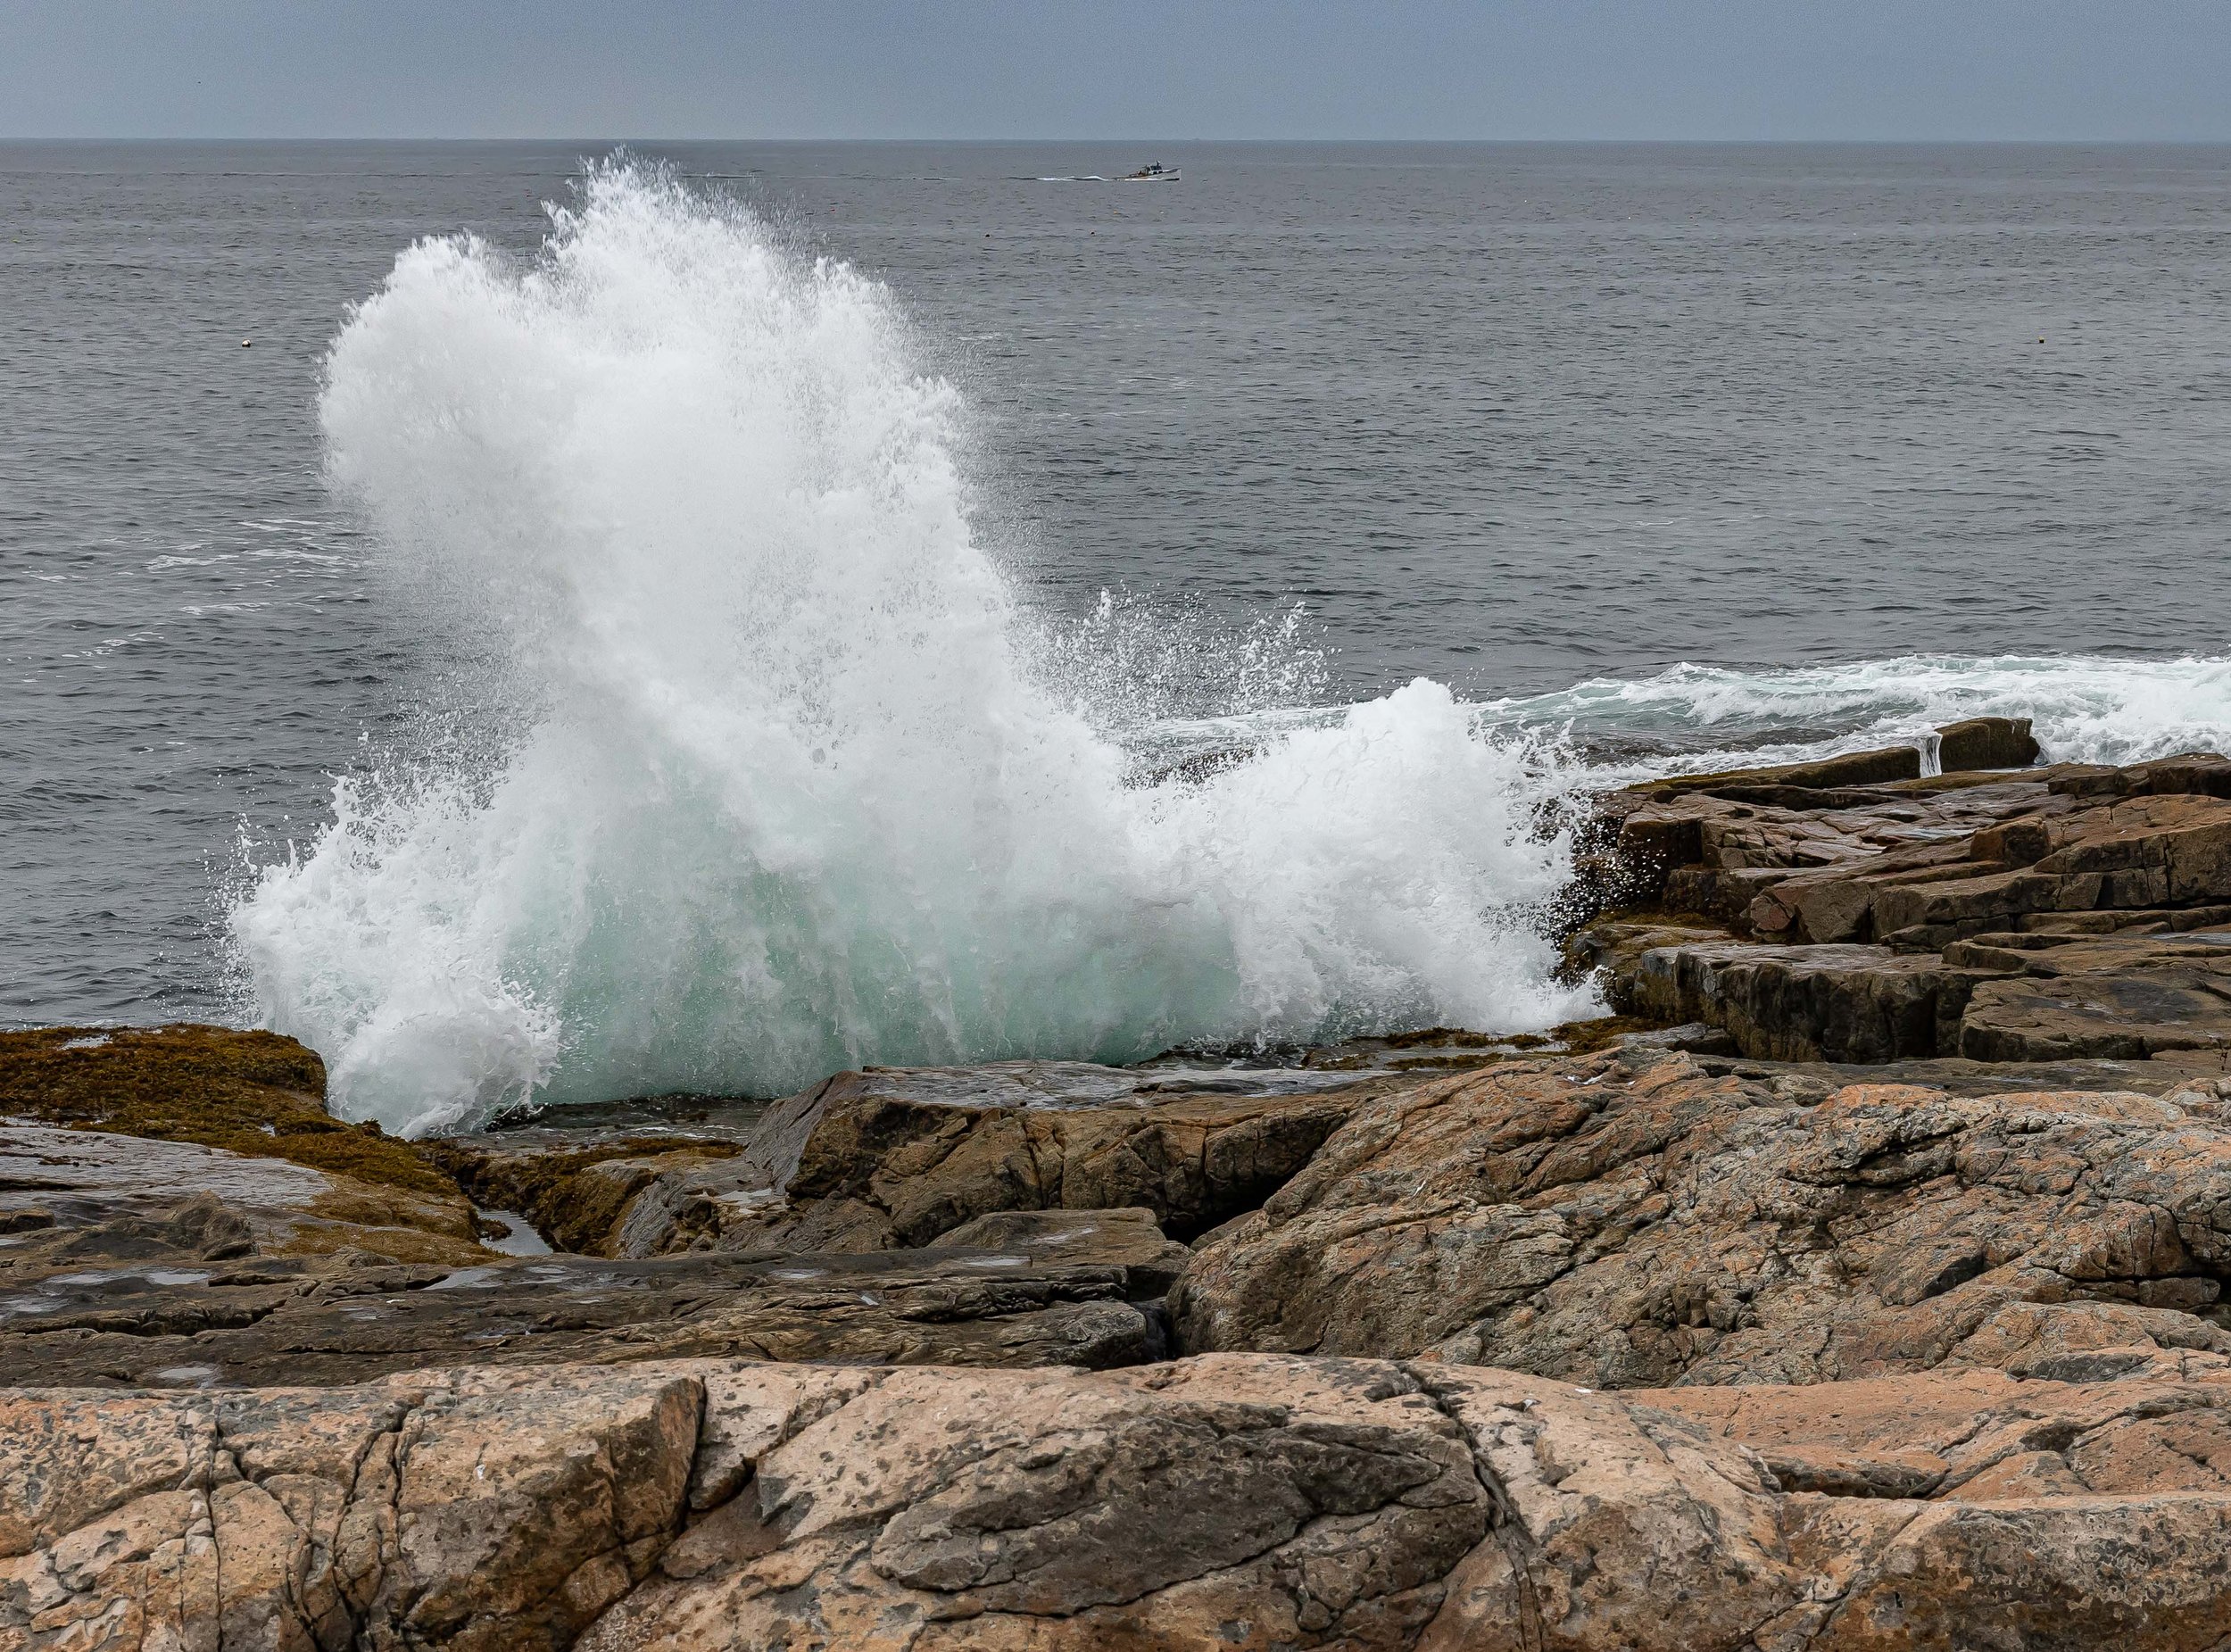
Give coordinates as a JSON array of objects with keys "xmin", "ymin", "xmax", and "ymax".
[{"xmin": 13, "ymin": 726, "xmax": 2231, "ymax": 1648}]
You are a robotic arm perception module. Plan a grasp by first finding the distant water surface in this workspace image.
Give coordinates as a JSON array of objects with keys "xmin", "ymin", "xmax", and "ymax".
[{"xmin": 4, "ymin": 140, "xmax": 2230, "ymax": 1035}]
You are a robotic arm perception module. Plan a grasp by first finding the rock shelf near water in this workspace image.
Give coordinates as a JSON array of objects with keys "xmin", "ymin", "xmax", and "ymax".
[
  {"xmin": 1570, "ymin": 722, "xmax": 2231, "ymax": 1068},
  {"xmin": 21, "ymin": 736, "xmax": 2231, "ymax": 1645}
]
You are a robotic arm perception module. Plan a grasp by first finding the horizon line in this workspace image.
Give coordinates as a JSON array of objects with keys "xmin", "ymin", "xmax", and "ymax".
[{"xmin": 9, "ymin": 134, "xmax": 2231, "ymax": 147}]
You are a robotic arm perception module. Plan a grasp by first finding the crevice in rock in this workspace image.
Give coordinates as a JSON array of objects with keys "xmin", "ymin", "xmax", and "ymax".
[{"xmin": 1399, "ymin": 1365, "xmax": 1520, "ymax": 1532}]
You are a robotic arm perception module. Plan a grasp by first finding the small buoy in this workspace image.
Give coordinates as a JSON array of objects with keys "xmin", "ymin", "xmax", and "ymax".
[{"xmin": 240, "ymin": 339, "xmax": 252, "ymax": 348}]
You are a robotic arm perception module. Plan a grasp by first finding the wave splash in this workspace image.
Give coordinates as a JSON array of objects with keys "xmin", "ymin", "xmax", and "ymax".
[{"xmin": 229, "ymin": 163, "xmax": 1590, "ymax": 1134}]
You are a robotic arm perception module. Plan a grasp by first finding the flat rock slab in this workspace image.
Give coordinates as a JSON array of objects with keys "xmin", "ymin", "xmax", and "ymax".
[
  {"xmin": 1645, "ymin": 1362, "xmax": 2231, "ymax": 1498},
  {"xmin": 933, "ymin": 1206, "xmax": 1195, "ymax": 1295},
  {"xmin": 11, "ymin": 1352, "xmax": 2231, "ymax": 1652},
  {"xmin": 0, "ymin": 1119, "xmax": 331, "ymax": 1214},
  {"xmin": 1961, "ymin": 963, "xmax": 2231, "ymax": 1061},
  {"xmin": 1690, "ymin": 1051, "xmax": 2231, "ymax": 1096},
  {"xmin": 0, "ymin": 1242, "xmax": 1171, "ymax": 1388}
]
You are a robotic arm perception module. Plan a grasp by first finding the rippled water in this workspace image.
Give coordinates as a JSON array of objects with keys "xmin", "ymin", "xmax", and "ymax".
[{"xmin": 6, "ymin": 141, "xmax": 2230, "ymax": 1052}]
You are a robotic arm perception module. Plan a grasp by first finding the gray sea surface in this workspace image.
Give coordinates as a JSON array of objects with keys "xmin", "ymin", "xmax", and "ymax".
[{"xmin": 5, "ymin": 141, "xmax": 2230, "ymax": 1026}]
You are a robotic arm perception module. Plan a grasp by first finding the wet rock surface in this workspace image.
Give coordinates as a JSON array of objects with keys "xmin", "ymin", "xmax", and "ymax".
[
  {"xmin": 0, "ymin": 1041, "xmax": 1411, "ymax": 1393},
  {"xmin": 0, "ymin": 1117, "xmax": 489, "ymax": 1270},
  {"xmin": 0, "ymin": 1243, "xmax": 1170, "ymax": 1389},
  {"xmin": 430, "ymin": 1059, "xmax": 1406, "ymax": 1262},
  {"xmin": 726, "ymin": 1061, "xmax": 1400, "ymax": 1250},
  {"xmin": 0, "ymin": 1025, "xmax": 474, "ymax": 1215},
  {"xmin": 0, "ymin": 1042, "xmax": 1327, "ymax": 1390}
]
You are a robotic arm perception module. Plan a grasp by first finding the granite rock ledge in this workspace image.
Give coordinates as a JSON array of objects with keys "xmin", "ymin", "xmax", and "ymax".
[
  {"xmin": 1568, "ymin": 729, "xmax": 2231, "ymax": 1068},
  {"xmin": 13, "ymin": 1352, "xmax": 2231, "ymax": 1652}
]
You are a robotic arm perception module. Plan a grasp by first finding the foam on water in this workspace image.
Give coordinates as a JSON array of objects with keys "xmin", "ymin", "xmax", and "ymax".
[
  {"xmin": 1485, "ymin": 655, "xmax": 2231, "ymax": 780},
  {"xmin": 229, "ymin": 164, "xmax": 1590, "ymax": 1133}
]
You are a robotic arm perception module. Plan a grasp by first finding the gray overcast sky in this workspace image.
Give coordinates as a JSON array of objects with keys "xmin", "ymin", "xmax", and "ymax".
[{"xmin": 4, "ymin": 0, "xmax": 2229, "ymax": 142}]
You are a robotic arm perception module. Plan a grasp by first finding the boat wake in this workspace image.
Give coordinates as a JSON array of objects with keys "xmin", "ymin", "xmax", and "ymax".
[{"xmin": 228, "ymin": 162, "xmax": 1588, "ymax": 1135}]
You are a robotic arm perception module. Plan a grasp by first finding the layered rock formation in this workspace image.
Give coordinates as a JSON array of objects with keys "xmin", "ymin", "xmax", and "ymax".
[
  {"xmin": 1573, "ymin": 726, "xmax": 2231, "ymax": 1068},
  {"xmin": 434, "ymin": 1060, "xmax": 1393, "ymax": 1259}
]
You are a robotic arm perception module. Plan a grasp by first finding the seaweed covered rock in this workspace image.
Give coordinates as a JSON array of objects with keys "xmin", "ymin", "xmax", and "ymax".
[
  {"xmin": 0, "ymin": 1026, "xmax": 488, "ymax": 1266},
  {"xmin": 0, "ymin": 1024, "xmax": 456, "ymax": 1199},
  {"xmin": 0, "ymin": 1118, "xmax": 490, "ymax": 1273}
]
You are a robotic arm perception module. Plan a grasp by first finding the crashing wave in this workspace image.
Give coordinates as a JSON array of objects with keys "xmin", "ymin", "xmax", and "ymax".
[{"xmin": 229, "ymin": 162, "xmax": 1590, "ymax": 1134}]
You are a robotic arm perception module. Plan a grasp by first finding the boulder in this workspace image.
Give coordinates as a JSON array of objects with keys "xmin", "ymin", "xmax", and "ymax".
[
  {"xmin": 1935, "ymin": 715, "xmax": 2039, "ymax": 772},
  {"xmin": 1172, "ymin": 1048, "xmax": 2231, "ymax": 1389},
  {"xmin": 635, "ymin": 1062, "xmax": 1387, "ymax": 1255}
]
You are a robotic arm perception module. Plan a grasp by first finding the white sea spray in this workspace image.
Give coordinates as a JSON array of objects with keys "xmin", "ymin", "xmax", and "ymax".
[{"xmin": 229, "ymin": 162, "xmax": 1591, "ymax": 1134}]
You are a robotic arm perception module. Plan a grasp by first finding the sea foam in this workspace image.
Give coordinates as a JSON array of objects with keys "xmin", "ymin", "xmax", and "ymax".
[
  {"xmin": 1486, "ymin": 654, "xmax": 2231, "ymax": 783},
  {"xmin": 230, "ymin": 163, "xmax": 1591, "ymax": 1134}
]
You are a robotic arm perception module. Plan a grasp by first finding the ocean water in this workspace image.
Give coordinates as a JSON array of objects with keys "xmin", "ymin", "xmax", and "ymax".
[{"xmin": 6, "ymin": 142, "xmax": 2231, "ymax": 1131}]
